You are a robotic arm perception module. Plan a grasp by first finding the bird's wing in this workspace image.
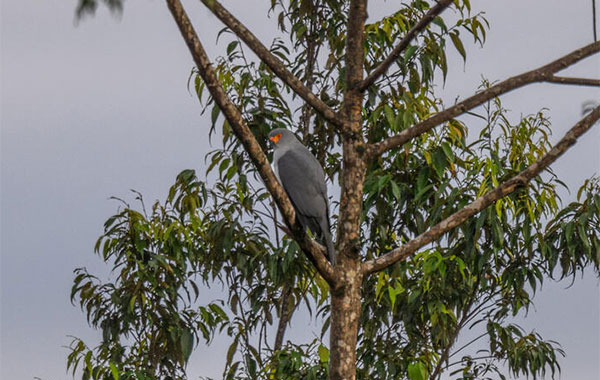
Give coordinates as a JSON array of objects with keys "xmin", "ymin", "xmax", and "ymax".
[{"xmin": 275, "ymin": 148, "xmax": 328, "ymax": 219}]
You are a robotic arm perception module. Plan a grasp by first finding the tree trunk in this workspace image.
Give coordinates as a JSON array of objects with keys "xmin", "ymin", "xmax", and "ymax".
[{"xmin": 329, "ymin": 260, "xmax": 363, "ymax": 380}]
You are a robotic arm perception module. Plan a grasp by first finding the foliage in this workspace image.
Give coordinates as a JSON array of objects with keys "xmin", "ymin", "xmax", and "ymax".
[{"xmin": 70, "ymin": 1, "xmax": 600, "ymax": 379}]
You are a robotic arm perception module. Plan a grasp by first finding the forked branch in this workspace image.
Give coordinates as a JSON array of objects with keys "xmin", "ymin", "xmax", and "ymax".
[
  {"xmin": 359, "ymin": 0, "xmax": 454, "ymax": 92},
  {"xmin": 199, "ymin": 0, "xmax": 345, "ymax": 130},
  {"xmin": 361, "ymin": 105, "xmax": 600, "ymax": 275},
  {"xmin": 367, "ymin": 41, "xmax": 600, "ymax": 158},
  {"xmin": 165, "ymin": 0, "xmax": 336, "ymax": 284}
]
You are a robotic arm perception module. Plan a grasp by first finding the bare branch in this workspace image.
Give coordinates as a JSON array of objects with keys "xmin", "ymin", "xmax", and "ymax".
[
  {"xmin": 165, "ymin": 0, "xmax": 336, "ymax": 285},
  {"xmin": 359, "ymin": 0, "xmax": 454, "ymax": 92},
  {"xmin": 199, "ymin": 0, "xmax": 345, "ymax": 130},
  {"xmin": 361, "ymin": 105, "xmax": 600, "ymax": 275},
  {"xmin": 449, "ymin": 332, "xmax": 488, "ymax": 360},
  {"xmin": 367, "ymin": 41, "xmax": 600, "ymax": 158},
  {"xmin": 300, "ymin": 11, "xmax": 320, "ymax": 142},
  {"xmin": 545, "ymin": 75, "xmax": 600, "ymax": 87}
]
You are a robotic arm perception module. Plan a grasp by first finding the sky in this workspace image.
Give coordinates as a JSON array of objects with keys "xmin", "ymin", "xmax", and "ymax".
[{"xmin": 1, "ymin": 1, "xmax": 599, "ymax": 380}]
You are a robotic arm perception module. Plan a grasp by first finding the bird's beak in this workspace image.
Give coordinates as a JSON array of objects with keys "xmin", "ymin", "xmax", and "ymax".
[{"xmin": 269, "ymin": 133, "xmax": 282, "ymax": 144}]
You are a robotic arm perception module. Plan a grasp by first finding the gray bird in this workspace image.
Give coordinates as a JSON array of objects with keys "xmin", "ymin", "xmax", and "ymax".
[{"xmin": 268, "ymin": 128, "xmax": 336, "ymax": 265}]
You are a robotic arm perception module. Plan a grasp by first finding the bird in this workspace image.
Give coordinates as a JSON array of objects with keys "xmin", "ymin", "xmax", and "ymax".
[{"xmin": 268, "ymin": 128, "xmax": 336, "ymax": 265}]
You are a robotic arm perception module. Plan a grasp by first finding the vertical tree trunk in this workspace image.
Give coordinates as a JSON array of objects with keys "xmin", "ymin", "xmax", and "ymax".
[
  {"xmin": 329, "ymin": 260, "xmax": 363, "ymax": 380},
  {"xmin": 330, "ymin": 1, "xmax": 367, "ymax": 377}
]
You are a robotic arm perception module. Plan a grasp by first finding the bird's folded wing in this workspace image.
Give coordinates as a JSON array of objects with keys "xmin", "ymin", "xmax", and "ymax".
[{"xmin": 276, "ymin": 149, "xmax": 328, "ymax": 218}]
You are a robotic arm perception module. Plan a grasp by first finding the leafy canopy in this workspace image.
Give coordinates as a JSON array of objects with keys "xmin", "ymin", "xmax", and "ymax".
[{"xmin": 69, "ymin": 1, "xmax": 600, "ymax": 380}]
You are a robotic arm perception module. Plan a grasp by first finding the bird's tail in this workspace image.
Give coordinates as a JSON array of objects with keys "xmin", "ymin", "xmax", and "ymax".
[
  {"xmin": 309, "ymin": 216, "xmax": 336, "ymax": 266},
  {"xmin": 324, "ymin": 230, "xmax": 336, "ymax": 266},
  {"xmin": 316, "ymin": 217, "xmax": 335, "ymax": 266}
]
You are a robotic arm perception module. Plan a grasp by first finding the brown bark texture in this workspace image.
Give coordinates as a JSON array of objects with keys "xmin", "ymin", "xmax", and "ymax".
[
  {"xmin": 329, "ymin": 261, "xmax": 363, "ymax": 380},
  {"xmin": 163, "ymin": 0, "xmax": 600, "ymax": 378},
  {"xmin": 329, "ymin": 2, "xmax": 369, "ymax": 377}
]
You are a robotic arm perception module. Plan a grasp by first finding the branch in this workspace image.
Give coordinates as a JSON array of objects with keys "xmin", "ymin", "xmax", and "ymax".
[
  {"xmin": 273, "ymin": 284, "xmax": 293, "ymax": 352},
  {"xmin": 544, "ymin": 75, "xmax": 600, "ymax": 87},
  {"xmin": 359, "ymin": 0, "xmax": 454, "ymax": 92},
  {"xmin": 165, "ymin": 0, "xmax": 336, "ymax": 285},
  {"xmin": 300, "ymin": 9, "xmax": 320, "ymax": 142},
  {"xmin": 367, "ymin": 41, "xmax": 600, "ymax": 158},
  {"xmin": 449, "ymin": 332, "xmax": 487, "ymax": 360},
  {"xmin": 199, "ymin": 0, "xmax": 345, "ymax": 130},
  {"xmin": 361, "ymin": 105, "xmax": 600, "ymax": 275}
]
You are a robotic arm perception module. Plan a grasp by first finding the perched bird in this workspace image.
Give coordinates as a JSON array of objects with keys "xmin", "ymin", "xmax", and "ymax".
[{"xmin": 268, "ymin": 128, "xmax": 336, "ymax": 265}]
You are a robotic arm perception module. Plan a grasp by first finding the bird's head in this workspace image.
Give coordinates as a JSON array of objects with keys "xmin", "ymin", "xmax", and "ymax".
[{"xmin": 268, "ymin": 128, "xmax": 296, "ymax": 147}]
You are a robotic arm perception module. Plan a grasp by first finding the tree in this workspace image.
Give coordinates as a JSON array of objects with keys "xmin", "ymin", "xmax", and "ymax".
[{"xmin": 68, "ymin": 1, "xmax": 600, "ymax": 380}]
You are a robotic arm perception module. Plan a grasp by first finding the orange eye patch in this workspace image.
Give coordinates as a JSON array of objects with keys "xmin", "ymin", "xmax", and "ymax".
[{"xmin": 269, "ymin": 133, "xmax": 282, "ymax": 144}]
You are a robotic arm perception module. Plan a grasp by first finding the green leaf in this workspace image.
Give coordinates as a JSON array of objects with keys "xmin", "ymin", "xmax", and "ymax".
[
  {"xmin": 450, "ymin": 31, "xmax": 466, "ymax": 61},
  {"xmin": 432, "ymin": 148, "xmax": 447, "ymax": 177},
  {"xmin": 226, "ymin": 40, "xmax": 239, "ymax": 55},
  {"xmin": 181, "ymin": 328, "xmax": 194, "ymax": 362},
  {"xmin": 441, "ymin": 142, "xmax": 454, "ymax": 163},
  {"xmin": 247, "ymin": 355, "xmax": 257, "ymax": 377},
  {"xmin": 432, "ymin": 16, "xmax": 447, "ymax": 31},
  {"xmin": 84, "ymin": 351, "xmax": 92, "ymax": 377},
  {"xmin": 408, "ymin": 361, "xmax": 427, "ymax": 380},
  {"xmin": 226, "ymin": 337, "xmax": 238, "ymax": 366},
  {"xmin": 404, "ymin": 45, "xmax": 419, "ymax": 65},
  {"xmin": 577, "ymin": 223, "xmax": 591, "ymax": 253},
  {"xmin": 109, "ymin": 362, "xmax": 119, "ymax": 380},
  {"xmin": 391, "ymin": 180, "xmax": 402, "ymax": 202},
  {"xmin": 384, "ymin": 104, "xmax": 395, "ymax": 127},
  {"xmin": 211, "ymin": 104, "xmax": 220, "ymax": 126},
  {"xmin": 318, "ymin": 344, "xmax": 330, "ymax": 363}
]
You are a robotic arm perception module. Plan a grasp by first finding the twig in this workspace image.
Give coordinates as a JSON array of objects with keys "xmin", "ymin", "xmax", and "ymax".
[
  {"xmin": 593, "ymin": 0, "xmax": 598, "ymax": 42},
  {"xmin": 446, "ymin": 355, "xmax": 495, "ymax": 368},
  {"xmin": 273, "ymin": 285, "xmax": 293, "ymax": 351},
  {"xmin": 430, "ymin": 286, "xmax": 478, "ymax": 380},
  {"xmin": 448, "ymin": 332, "xmax": 488, "ymax": 359}
]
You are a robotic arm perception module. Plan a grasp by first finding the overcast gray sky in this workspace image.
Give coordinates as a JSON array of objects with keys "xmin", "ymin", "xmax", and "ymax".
[{"xmin": 1, "ymin": 1, "xmax": 599, "ymax": 380}]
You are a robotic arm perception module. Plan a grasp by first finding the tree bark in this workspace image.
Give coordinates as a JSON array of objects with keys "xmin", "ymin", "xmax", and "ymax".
[
  {"xmin": 328, "ymin": 1, "xmax": 368, "ymax": 378},
  {"xmin": 329, "ymin": 260, "xmax": 363, "ymax": 380}
]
